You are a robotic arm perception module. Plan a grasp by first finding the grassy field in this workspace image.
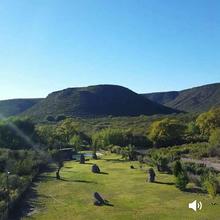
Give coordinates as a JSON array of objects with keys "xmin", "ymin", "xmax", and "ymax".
[{"xmin": 22, "ymin": 153, "xmax": 220, "ymax": 220}]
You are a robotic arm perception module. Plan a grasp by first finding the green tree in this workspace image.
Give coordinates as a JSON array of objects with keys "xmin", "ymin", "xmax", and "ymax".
[
  {"xmin": 56, "ymin": 119, "xmax": 77, "ymax": 143},
  {"xmin": 70, "ymin": 135, "xmax": 83, "ymax": 151},
  {"xmin": 196, "ymin": 107, "xmax": 220, "ymax": 136},
  {"xmin": 148, "ymin": 118, "xmax": 186, "ymax": 147}
]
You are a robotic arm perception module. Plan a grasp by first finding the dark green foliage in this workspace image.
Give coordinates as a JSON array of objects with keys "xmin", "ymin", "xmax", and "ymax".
[
  {"xmin": 0, "ymin": 118, "xmax": 35, "ymax": 149},
  {"xmin": 173, "ymin": 161, "xmax": 183, "ymax": 177},
  {"xmin": 23, "ymin": 85, "xmax": 179, "ymax": 120},
  {"xmin": 0, "ymin": 148, "xmax": 49, "ymax": 219},
  {"xmin": 143, "ymin": 83, "xmax": 220, "ymax": 113},
  {"xmin": 0, "ymin": 98, "xmax": 42, "ymax": 117},
  {"xmin": 175, "ymin": 171, "xmax": 189, "ymax": 191},
  {"xmin": 120, "ymin": 145, "xmax": 136, "ymax": 161},
  {"xmin": 209, "ymin": 128, "xmax": 220, "ymax": 146},
  {"xmin": 148, "ymin": 142, "xmax": 210, "ymax": 160},
  {"xmin": 202, "ymin": 172, "xmax": 219, "ymax": 199}
]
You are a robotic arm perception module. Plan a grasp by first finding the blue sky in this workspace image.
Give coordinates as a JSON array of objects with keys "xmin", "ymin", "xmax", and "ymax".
[{"xmin": 0, "ymin": 0, "xmax": 219, "ymax": 99}]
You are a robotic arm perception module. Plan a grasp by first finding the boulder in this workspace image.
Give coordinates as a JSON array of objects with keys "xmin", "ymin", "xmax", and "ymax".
[
  {"xmin": 93, "ymin": 192, "xmax": 105, "ymax": 206},
  {"xmin": 92, "ymin": 164, "xmax": 100, "ymax": 173},
  {"xmin": 148, "ymin": 168, "xmax": 156, "ymax": 182},
  {"xmin": 79, "ymin": 154, "xmax": 85, "ymax": 164}
]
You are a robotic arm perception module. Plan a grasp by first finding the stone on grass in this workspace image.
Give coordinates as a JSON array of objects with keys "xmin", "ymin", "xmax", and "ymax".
[
  {"xmin": 92, "ymin": 164, "xmax": 100, "ymax": 173},
  {"xmin": 93, "ymin": 192, "xmax": 105, "ymax": 206},
  {"xmin": 148, "ymin": 168, "xmax": 156, "ymax": 182},
  {"xmin": 79, "ymin": 154, "xmax": 85, "ymax": 164}
]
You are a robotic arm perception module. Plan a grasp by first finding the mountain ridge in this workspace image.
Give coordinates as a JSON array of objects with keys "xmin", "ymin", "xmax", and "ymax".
[
  {"xmin": 142, "ymin": 82, "xmax": 220, "ymax": 112},
  {"xmin": 22, "ymin": 84, "xmax": 179, "ymax": 119}
]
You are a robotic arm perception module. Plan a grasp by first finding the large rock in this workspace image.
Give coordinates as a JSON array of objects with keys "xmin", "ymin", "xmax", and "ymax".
[
  {"xmin": 93, "ymin": 192, "xmax": 105, "ymax": 206},
  {"xmin": 79, "ymin": 154, "xmax": 85, "ymax": 164},
  {"xmin": 148, "ymin": 168, "xmax": 156, "ymax": 182},
  {"xmin": 92, "ymin": 164, "xmax": 100, "ymax": 173}
]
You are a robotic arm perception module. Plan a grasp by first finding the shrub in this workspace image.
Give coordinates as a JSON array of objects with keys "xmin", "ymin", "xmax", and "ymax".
[
  {"xmin": 173, "ymin": 160, "xmax": 183, "ymax": 177},
  {"xmin": 175, "ymin": 172, "xmax": 189, "ymax": 191},
  {"xmin": 209, "ymin": 128, "xmax": 220, "ymax": 146},
  {"xmin": 208, "ymin": 146, "xmax": 220, "ymax": 157},
  {"xmin": 202, "ymin": 172, "xmax": 219, "ymax": 200},
  {"xmin": 110, "ymin": 145, "xmax": 121, "ymax": 154}
]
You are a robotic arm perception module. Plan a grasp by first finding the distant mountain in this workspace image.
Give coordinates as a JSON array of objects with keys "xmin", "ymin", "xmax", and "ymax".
[
  {"xmin": 23, "ymin": 85, "xmax": 179, "ymax": 119},
  {"xmin": 0, "ymin": 99, "xmax": 43, "ymax": 117},
  {"xmin": 142, "ymin": 83, "xmax": 220, "ymax": 112}
]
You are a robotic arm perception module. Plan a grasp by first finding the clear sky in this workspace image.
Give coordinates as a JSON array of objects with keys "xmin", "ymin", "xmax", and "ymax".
[{"xmin": 0, "ymin": 0, "xmax": 219, "ymax": 100}]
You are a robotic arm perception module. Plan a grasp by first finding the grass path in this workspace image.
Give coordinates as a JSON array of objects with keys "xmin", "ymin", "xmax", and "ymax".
[{"xmin": 22, "ymin": 153, "xmax": 220, "ymax": 220}]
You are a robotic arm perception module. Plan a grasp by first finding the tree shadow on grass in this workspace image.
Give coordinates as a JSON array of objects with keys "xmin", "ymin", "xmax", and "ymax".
[
  {"xmin": 98, "ymin": 172, "xmax": 109, "ymax": 175},
  {"xmin": 8, "ymin": 181, "xmax": 48, "ymax": 220},
  {"xmin": 154, "ymin": 181, "xmax": 175, "ymax": 186},
  {"xmin": 60, "ymin": 178, "xmax": 98, "ymax": 184},
  {"xmin": 104, "ymin": 158, "xmax": 127, "ymax": 163},
  {"xmin": 185, "ymin": 187, "xmax": 206, "ymax": 194}
]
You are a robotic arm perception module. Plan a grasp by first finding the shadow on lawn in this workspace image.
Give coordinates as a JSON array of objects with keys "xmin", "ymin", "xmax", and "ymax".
[
  {"xmin": 185, "ymin": 187, "xmax": 206, "ymax": 194},
  {"xmin": 60, "ymin": 178, "xmax": 98, "ymax": 184},
  {"xmin": 104, "ymin": 158, "xmax": 127, "ymax": 163},
  {"xmin": 154, "ymin": 181, "xmax": 174, "ymax": 185},
  {"xmin": 98, "ymin": 172, "xmax": 109, "ymax": 175},
  {"xmin": 9, "ymin": 176, "xmax": 50, "ymax": 220}
]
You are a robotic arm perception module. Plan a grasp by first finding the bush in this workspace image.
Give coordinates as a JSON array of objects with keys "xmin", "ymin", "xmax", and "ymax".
[
  {"xmin": 110, "ymin": 145, "xmax": 121, "ymax": 154},
  {"xmin": 173, "ymin": 160, "xmax": 183, "ymax": 177},
  {"xmin": 208, "ymin": 146, "xmax": 220, "ymax": 157},
  {"xmin": 202, "ymin": 172, "xmax": 219, "ymax": 199},
  {"xmin": 175, "ymin": 172, "xmax": 189, "ymax": 191}
]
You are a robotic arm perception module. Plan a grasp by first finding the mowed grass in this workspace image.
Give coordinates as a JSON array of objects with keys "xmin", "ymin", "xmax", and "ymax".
[{"xmin": 23, "ymin": 153, "xmax": 220, "ymax": 220}]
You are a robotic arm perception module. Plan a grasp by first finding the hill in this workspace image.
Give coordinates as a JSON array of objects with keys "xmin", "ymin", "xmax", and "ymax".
[
  {"xmin": 142, "ymin": 83, "xmax": 220, "ymax": 113},
  {"xmin": 0, "ymin": 98, "xmax": 43, "ymax": 117},
  {"xmin": 23, "ymin": 85, "xmax": 179, "ymax": 119}
]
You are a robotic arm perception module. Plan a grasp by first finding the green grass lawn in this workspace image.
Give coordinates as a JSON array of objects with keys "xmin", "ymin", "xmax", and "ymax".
[{"xmin": 23, "ymin": 153, "xmax": 220, "ymax": 220}]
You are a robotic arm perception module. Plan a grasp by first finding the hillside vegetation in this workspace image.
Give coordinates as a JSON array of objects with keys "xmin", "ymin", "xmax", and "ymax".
[
  {"xmin": 22, "ymin": 85, "xmax": 178, "ymax": 120},
  {"xmin": 143, "ymin": 83, "xmax": 220, "ymax": 113},
  {"xmin": 0, "ymin": 99, "xmax": 42, "ymax": 117}
]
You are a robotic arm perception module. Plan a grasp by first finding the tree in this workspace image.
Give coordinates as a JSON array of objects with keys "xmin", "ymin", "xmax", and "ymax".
[
  {"xmin": 148, "ymin": 118, "xmax": 186, "ymax": 147},
  {"xmin": 56, "ymin": 119, "xmax": 77, "ymax": 144},
  {"xmin": 196, "ymin": 107, "xmax": 220, "ymax": 136},
  {"xmin": 70, "ymin": 135, "xmax": 83, "ymax": 151},
  {"xmin": 52, "ymin": 151, "xmax": 64, "ymax": 180}
]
